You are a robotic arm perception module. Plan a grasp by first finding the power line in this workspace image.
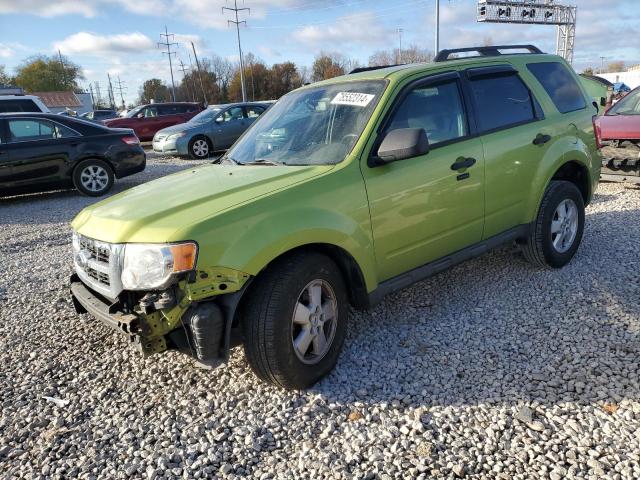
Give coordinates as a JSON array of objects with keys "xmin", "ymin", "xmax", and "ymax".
[
  {"xmin": 223, "ymin": 0, "xmax": 249, "ymax": 102},
  {"xmin": 158, "ymin": 25, "xmax": 178, "ymax": 102}
]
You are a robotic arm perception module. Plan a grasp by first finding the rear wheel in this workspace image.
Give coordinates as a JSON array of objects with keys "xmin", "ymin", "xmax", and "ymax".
[
  {"xmin": 521, "ymin": 180, "xmax": 585, "ymax": 268},
  {"xmin": 73, "ymin": 159, "xmax": 114, "ymax": 196},
  {"xmin": 189, "ymin": 136, "xmax": 211, "ymax": 159},
  {"xmin": 241, "ymin": 252, "xmax": 348, "ymax": 390}
]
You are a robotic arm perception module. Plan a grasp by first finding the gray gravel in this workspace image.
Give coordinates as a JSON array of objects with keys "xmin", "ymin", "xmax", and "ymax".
[{"xmin": 1, "ymin": 153, "xmax": 639, "ymax": 479}]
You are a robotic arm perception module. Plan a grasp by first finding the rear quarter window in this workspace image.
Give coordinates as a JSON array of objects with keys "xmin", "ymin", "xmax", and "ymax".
[{"xmin": 527, "ymin": 62, "xmax": 586, "ymax": 114}]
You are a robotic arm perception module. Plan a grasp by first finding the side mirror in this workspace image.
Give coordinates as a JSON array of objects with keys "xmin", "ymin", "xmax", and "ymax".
[{"xmin": 371, "ymin": 128, "xmax": 429, "ymax": 166}]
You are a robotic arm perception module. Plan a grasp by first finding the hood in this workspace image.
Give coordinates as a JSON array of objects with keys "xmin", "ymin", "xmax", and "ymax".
[
  {"xmin": 72, "ymin": 164, "xmax": 332, "ymax": 243},
  {"xmin": 156, "ymin": 123, "xmax": 200, "ymax": 136}
]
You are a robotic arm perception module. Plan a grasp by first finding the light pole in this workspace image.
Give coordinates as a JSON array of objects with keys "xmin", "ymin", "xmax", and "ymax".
[
  {"xmin": 435, "ymin": 0, "xmax": 440, "ymax": 56},
  {"xmin": 397, "ymin": 28, "xmax": 403, "ymax": 63}
]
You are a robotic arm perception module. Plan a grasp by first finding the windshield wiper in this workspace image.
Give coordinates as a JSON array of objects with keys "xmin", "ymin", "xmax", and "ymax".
[{"xmin": 242, "ymin": 158, "xmax": 284, "ymax": 166}]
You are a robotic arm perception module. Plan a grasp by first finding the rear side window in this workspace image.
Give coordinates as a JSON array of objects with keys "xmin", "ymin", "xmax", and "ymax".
[
  {"xmin": 7, "ymin": 119, "xmax": 78, "ymax": 141},
  {"xmin": 469, "ymin": 74, "xmax": 536, "ymax": 132},
  {"xmin": 527, "ymin": 62, "xmax": 586, "ymax": 113},
  {"xmin": 0, "ymin": 99, "xmax": 41, "ymax": 113}
]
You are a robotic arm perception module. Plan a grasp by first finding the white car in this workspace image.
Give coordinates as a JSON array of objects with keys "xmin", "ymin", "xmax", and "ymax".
[{"xmin": 0, "ymin": 94, "xmax": 50, "ymax": 113}]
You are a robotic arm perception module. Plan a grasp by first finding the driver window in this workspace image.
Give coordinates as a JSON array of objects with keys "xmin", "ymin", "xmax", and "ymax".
[
  {"xmin": 221, "ymin": 106, "xmax": 244, "ymax": 122},
  {"xmin": 144, "ymin": 107, "xmax": 159, "ymax": 118},
  {"xmin": 388, "ymin": 80, "xmax": 468, "ymax": 146}
]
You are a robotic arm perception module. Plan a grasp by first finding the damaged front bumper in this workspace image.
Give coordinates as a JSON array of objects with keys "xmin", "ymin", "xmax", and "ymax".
[{"xmin": 70, "ymin": 271, "xmax": 250, "ymax": 365}]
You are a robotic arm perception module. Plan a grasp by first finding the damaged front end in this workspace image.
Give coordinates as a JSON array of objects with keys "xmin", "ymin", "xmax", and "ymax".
[{"xmin": 70, "ymin": 231, "xmax": 251, "ymax": 366}]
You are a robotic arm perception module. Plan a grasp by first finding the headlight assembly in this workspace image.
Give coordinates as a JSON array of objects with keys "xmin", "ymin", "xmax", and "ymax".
[
  {"xmin": 167, "ymin": 132, "xmax": 186, "ymax": 141},
  {"xmin": 121, "ymin": 242, "xmax": 197, "ymax": 290}
]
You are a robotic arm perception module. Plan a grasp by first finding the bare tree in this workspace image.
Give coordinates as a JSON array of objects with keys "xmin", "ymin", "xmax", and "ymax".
[{"xmin": 369, "ymin": 44, "xmax": 432, "ymax": 66}]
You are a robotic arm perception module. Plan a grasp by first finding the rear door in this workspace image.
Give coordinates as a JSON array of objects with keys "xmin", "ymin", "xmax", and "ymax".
[
  {"xmin": 464, "ymin": 65, "xmax": 553, "ymax": 238},
  {"xmin": 0, "ymin": 120, "xmax": 10, "ymax": 185},
  {"xmin": 4, "ymin": 117, "xmax": 80, "ymax": 188}
]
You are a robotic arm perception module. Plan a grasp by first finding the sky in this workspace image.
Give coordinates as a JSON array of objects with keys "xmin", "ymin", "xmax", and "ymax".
[{"xmin": 0, "ymin": 0, "xmax": 638, "ymax": 105}]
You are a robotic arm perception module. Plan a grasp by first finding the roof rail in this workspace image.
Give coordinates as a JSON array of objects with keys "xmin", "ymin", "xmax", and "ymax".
[
  {"xmin": 349, "ymin": 64, "xmax": 404, "ymax": 74},
  {"xmin": 434, "ymin": 45, "xmax": 543, "ymax": 62}
]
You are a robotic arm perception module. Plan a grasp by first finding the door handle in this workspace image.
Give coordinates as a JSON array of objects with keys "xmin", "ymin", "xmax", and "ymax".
[
  {"xmin": 451, "ymin": 157, "xmax": 476, "ymax": 171},
  {"xmin": 532, "ymin": 133, "xmax": 551, "ymax": 145}
]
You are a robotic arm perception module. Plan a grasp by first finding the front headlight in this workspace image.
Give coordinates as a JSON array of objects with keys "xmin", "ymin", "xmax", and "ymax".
[
  {"xmin": 121, "ymin": 242, "xmax": 197, "ymax": 290},
  {"xmin": 167, "ymin": 132, "xmax": 186, "ymax": 141}
]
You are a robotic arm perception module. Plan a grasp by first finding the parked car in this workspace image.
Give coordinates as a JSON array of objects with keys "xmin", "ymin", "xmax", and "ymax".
[
  {"xmin": 70, "ymin": 45, "xmax": 601, "ymax": 389},
  {"xmin": 0, "ymin": 113, "xmax": 145, "ymax": 197},
  {"xmin": 0, "ymin": 94, "xmax": 50, "ymax": 113},
  {"xmin": 103, "ymin": 102, "xmax": 203, "ymax": 141},
  {"xmin": 152, "ymin": 102, "xmax": 272, "ymax": 158},
  {"xmin": 594, "ymin": 86, "xmax": 640, "ymax": 148},
  {"xmin": 81, "ymin": 109, "xmax": 119, "ymax": 122}
]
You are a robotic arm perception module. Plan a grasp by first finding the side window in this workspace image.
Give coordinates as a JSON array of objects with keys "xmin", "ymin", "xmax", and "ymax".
[
  {"xmin": 469, "ymin": 74, "xmax": 536, "ymax": 132},
  {"xmin": 8, "ymin": 119, "xmax": 56, "ymax": 141},
  {"xmin": 246, "ymin": 106, "xmax": 265, "ymax": 118},
  {"xmin": 221, "ymin": 106, "xmax": 245, "ymax": 122},
  {"xmin": 527, "ymin": 62, "xmax": 587, "ymax": 113},
  {"xmin": 143, "ymin": 106, "xmax": 159, "ymax": 118},
  {"xmin": 387, "ymin": 80, "xmax": 468, "ymax": 145},
  {"xmin": 0, "ymin": 99, "xmax": 40, "ymax": 113}
]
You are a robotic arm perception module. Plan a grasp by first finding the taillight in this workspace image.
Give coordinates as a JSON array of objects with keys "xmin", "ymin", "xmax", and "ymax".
[
  {"xmin": 121, "ymin": 135, "xmax": 140, "ymax": 145},
  {"xmin": 592, "ymin": 116, "xmax": 602, "ymax": 149}
]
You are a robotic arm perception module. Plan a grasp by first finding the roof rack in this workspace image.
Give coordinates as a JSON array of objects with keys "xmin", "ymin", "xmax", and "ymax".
[
  {"xmin": 349, "ymin": 64, "xmax": 404, "ymax": 74},
  {"xmin": 434, "ymin": 45, "xmax": 543, "ymax": 62}
]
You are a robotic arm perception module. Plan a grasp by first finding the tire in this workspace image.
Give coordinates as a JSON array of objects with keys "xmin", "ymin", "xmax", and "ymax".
[
  {"xmin": 521, "ymin": 180, "xmax": 585, "ymax": 268},
  {"xmin": 189, "ymin": 136, "xmax": 212, "ymax": 159},
  {"xmin": 241, "ymin": 252, "xmax": 348, "ymax": 390},
  {"xmin": 73, "ymin": 159, "xmax": 114, "ymax": 196}
]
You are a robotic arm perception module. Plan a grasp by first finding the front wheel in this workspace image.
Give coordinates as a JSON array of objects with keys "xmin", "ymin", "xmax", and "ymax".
[
  {"xmin": 521, "ymin": 180, "xmax": 585, "ymax": 268},
  {"xmin": 241, "ymin": 252, "xmax": 348, "ymax": 390},
  {"xmin": 189, "ymin": 136, "xmax": 211, "ymax": 159}
]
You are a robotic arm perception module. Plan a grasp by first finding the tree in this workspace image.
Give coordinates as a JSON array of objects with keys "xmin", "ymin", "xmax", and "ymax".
[
  {"xmin": 229, "ymin": 55, "xmax": 270, "ymax": 102},
  {"xmin": 607, "ymin": 61, "xmax": 625, "ymax": 73},
  {"xmin": 138, "ymin": 79, "xmax": 170, "ymax": 104},
  {"xmin": 311, "ymin": 53, "xmax": 348, "ymax": 82},
  {"xmin": 369, "ymin": 45, "xmax": 432, "ymax": 66},
  {"xmin": 268, "ymin": 62, "xmax": 303, "ymax": 99},
  {"xmin": 582, "ymin": 67, "xmax": 594, "ymax": 76},
  {"xmin": 0, "ymin": 65, "xmax": 13, "ymax": 85},
  {"xmin": 14, "ymin": 55, "xmax": 83, "ymax": 92}
]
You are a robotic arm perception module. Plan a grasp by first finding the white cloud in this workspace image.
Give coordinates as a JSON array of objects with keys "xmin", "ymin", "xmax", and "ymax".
[
  {"xmin": 292, "ymin": 12, "xmax": 392, "ymax": 48},
  {"xmin": 53, "ymin": 32, "xmax": 155, "ymax": 55},
  {"xmin": 0, "ymin": 0, "xmax": 97, "ymax": 17},
  {"xmin": 0, "ymin": 44, "xmax": 13, "ymax": 58}
]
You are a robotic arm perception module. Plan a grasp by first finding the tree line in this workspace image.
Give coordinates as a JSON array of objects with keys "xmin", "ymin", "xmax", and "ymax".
[{"xmin": 1, "ymin": 45, "xmax": 436, "ymax": 107}]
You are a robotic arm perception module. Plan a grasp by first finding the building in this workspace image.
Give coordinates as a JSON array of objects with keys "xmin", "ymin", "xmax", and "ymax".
[
  {"xmin": 30, "ymin": 91, "xmax": 93, "ymax": 115},
  {"xmin": 627, "ymin": 64, "xmax": 640, "ymax": 73},
  {"xmin": 597, "ymin": 71, "xmax": 640, "ymax": 90}
]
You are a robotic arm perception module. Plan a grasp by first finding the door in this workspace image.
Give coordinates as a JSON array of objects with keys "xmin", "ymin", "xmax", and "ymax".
[
  {"xmin": 214, "ymin": 106, "xmax": 248, "ymax": 148},
  {"xmin": 0, "ymin": 120, "xmax": 10, "ymax": 184},
  {"xmin": 464, "ymin": 65, "xmax": 553, "ymax": 238},
  {"xmin": 362, "ymin": 75, "xmax": 485, "ymax": 281},
  {"xmin": 4, "ymin": 118, "xmax": 79, "ymax": 188},
  {"xmin": 134, "ymin": 105, "xmax": 162, "ymax": 140}
]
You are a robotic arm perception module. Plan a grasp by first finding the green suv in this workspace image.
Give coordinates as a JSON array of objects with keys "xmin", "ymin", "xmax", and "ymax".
[{"xmin": 70, "ymin": 45, "xmax": 601, "ymax": 389}]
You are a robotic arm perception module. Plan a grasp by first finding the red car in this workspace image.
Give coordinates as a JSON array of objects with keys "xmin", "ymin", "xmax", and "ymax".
[
  {"xmin": 595, "ymin": 87, "xmax": 640, "ymax": 147},
  {"xmin": 104, "ymin": 102, "xmax": 203, "ymax": 141}
]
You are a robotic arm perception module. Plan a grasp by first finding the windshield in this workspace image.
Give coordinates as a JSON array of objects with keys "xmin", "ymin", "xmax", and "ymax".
[
  {"xmin": 608, "ymin": 88, "xmax": 640, "ymax": 115},
  {"xmin": 226, "ymin": 80, "xmax": 386, "ymax": 165},
  {"xmin": 125, "ymin": 106, "xmax": 144, "ymax": 118},
  {"xmin": 189, "ymin": 107, "xmax": 222, "ymax": 124}
]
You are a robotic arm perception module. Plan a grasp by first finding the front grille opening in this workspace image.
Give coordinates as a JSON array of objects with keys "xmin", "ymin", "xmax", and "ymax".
[{"xmin": 86, "ymin": 266, "xmax": 110, "ymax": 286}]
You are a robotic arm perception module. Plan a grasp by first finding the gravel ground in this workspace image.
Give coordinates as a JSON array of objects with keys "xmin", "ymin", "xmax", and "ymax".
[{"xmin": 1, "ymin": 153, "xmax": 639, "ymax": 479}]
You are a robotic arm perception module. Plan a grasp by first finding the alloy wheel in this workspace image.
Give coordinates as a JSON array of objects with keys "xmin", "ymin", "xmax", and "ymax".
[
  {"xmin": 192, "ymin": 139, "xmax": 209, "ymax": 158},
  {"xmin": 80, "ymin": 165, "xmax": 109, "ymax": 193},
  {"xmin": 551, "ymin": 198, "xmax": 579, "ymax": 253},
  {"xmin": 291, "ymin": 279, "xmax": 338, "ymax": 365}
]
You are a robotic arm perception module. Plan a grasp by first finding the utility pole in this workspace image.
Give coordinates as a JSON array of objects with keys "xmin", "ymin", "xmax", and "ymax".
[
  {"xmin": 435, "ymin": 0, "xmax": 440, "ymax": 55},
  {"xmin": 178, "ymin": 59, "xmax": 195, "ymax": 102},
  {"xmin": 600, "ymin": 56, "xmax": 608, "ymax": 74},
  {"xmin": 223, "ymin": 0, "xmax": 249, "ymax": 102},
  {"xmin": 115, "ymin": 76, "xmax": 127, "ymax": 109},
  {"xmin": 94, "ymin": 82, "xmax": 102, "ymax": 107},
  {"xmin": 397, "ymin": 28, "xmax": 403, "ymax": 63},
  {"xmin": 88, "ymin": 83, "xmax": 95, "ymax": 109},
  {"xmin": 158, "ymin": 26, "xmax": 178, "ymax": 102},
  {"xmin": 107, "ymin": 73, "xmax": 116, "ymax": 110},
  {"xmin": 191, "ymin": 42, "xmax": 208, "ymax": 104}
]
